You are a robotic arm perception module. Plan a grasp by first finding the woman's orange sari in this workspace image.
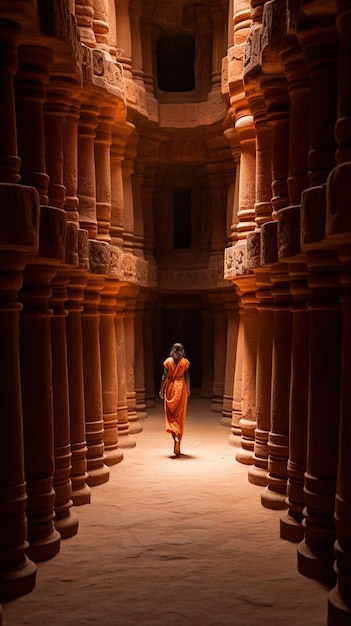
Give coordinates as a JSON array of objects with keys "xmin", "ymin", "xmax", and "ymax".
[{"xmin": 163, "ymin": 356, "xmax": 190, "ymax": 437}]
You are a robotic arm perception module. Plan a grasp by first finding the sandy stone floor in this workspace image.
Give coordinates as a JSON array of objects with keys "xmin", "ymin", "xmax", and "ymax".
[{"xmin": 2, "ymin": 397, "xmax": 330, "ymax": 626}]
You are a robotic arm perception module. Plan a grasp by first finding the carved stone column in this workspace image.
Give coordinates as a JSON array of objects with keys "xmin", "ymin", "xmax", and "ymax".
[
  {"xmin": 65, "ymin": 230, "xmax": 91, "ymax": 506},
  {"xmin": 143, "ymin": 296, "xmax": 156, "ymax": 407},
  {"xmin": 261, "ymin": 262, "xmax": 292, "ymax": 509},
  {"xmin": 235, "ymin": 278, "xmax": 258, "ymax": 465},
  {"xmin": 63, "ymin": 98, "xmax": 80, "ymax": 225},
  {"xmin": 221, "ymin": 295, "xmax": 239, "ymax": 427},
  {"xmin": 100, "ymin": 271, "xmax": 124, "ymax": 465},
  {"xmin": 0, "ymin": 184, "xmax": 38, "ymax": 601},
  {"xmin": 122, "ymin": 129, "xmax": 138, "ymax": 254},
  {"xmin": 92, "ymin": 0, "xmax": 109, "ymax": 51},
  {"xmin": 229, "ymin": 304, "xmax": 243, "ymax": 445},
  {"xmin": 210, "ymin": 296, "xmax": 227, "ymax": 413},
  {"xmin": 110, "ymin": 122, "xmax": 134, "ymax": 248},
  {"xmin": 0, "ymin": 19, "xmax": 22, "ymax": 183},
  {"xmin": 75, "ymin": 0, "xmax": 97, "ymax": 48},
  {"xmin": 200, "ymin": 300, "xmax": 214, "ymax": 399},
  {"xmin": 297, "ymin": 2, "xmax": 340, "ymax": 585},
  {"xmin": 280, "ymin": 262, "xmax": 309, "ymax": 542},
  {"xmin": 50, "ymin": 222, "xmax": 79, "ymax": 539},
  {"xmin": 115, "ymin": 0, "xmax": 133, "ymax": 80},
  {"xmin": 44, "ymin": 76, "xmax": 76, "ymax": 211},
  {"xmin": 326, "ymin": 0, "xmax": 351, "ymax": 618},
  {"xmin": 77, "ymin": 99, "xmax": 100, "ymax": 239},
  {"xmin": 81, "ymin": 240, "xmax": 110, "ymax": 486},
  {"xmin": 134, "ymin": 296, "xmax": 148, "ymax": 421},
  {"xmin": 248, "ymin": 269, "xmax": 273, "ymax": 485},
  {"xmin": 115, "ymin": 299, "xmax": 136, "ymax": 449},
  {"xmin": 14, "ymin": 44, "xmax": 52, "ymax": 204},
  {"xmin": 297, "ymin": 248, "xmax": 341, "ymax": 584},
  {"xmin": 124, "ymin": 292, "xmax": 142, "ymax": 434},
  {"xmin": 95, "ymin": 106, "xmax": 114, "ymax": 242},
  {"xmin": 19, "ymin": 206, "xmax": 65, "ymax": 562}
]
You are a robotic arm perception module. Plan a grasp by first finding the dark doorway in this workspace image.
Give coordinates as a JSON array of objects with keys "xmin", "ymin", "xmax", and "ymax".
[
  {"xmin": 156, "ymin": 31, "xmax": 195, "ymax": 92},
  {"xmin": 160, "ymin": 306, "xmax": 202, "ymax": 389}
]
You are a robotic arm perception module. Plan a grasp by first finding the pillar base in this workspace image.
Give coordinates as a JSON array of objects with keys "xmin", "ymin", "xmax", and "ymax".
[
  {"xmin": 220, "ymin": 416, "xmax": 232, "ymax": 428},
  {"xmin": 328, "ymin": 585, "xmax": 351, "ymax": 626},
  {"xmin": 236, "ymin": 447, "xmax": 254, "ymax": 465},
  {"xmin": 0, "ymin": 555, "xmax": 37, "ymax": 602},
  {"xmin": 117, "ymin": 433, "xmax": 136, "ymax": 449},
  {"xmin": 27, "ymin": 528, "xmax": 61, "ymax": 563},
  {"xmin": 104, "ymin": 448, "xmax": 124, "ymax": 466},
  {"xmin": 228, "ymin": 433, "xmax": 241, "ymax": 447},
  {"xmin": 129, "ymin": 421, "xmax": 143, "ymax": 435},
  {"xmin": 54, "ymin": 509, "xmax": 79, "ymax": 540},
  {"xmin": 86, "ymin": 464, "xmax": 110, "ymax": 487},
  {"xmin": 261, "ymin": 484, "xmax": 288, "ymax": 510},
  {"xmin": 71, "ymin": 483, "xmax": 91, "ymax": 506},
  {"xmin": 297, "ymin": 538, "xmax": 336, "ymax": 584},
  {"xmin": 248, "ymin": 464, "xmax": 269, "ymax": 486},
  {"xmin": 280, "ymin": 511, "xmax": 304, "ymax": 543}
]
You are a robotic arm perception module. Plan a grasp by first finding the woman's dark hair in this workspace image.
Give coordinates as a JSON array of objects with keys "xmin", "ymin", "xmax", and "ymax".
[{"xmin": 170, "ymin": 343, "xmax": 185, "ymax": 359}]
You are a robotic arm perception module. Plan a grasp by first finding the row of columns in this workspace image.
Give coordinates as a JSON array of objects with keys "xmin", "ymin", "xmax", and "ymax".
[
  {"xmin": 224, "ymin": 0, "xmax": 351, "ymax": 623},
  {"xmin": 0, "ymin": 7, "xmax": 151, "ymax": 609}
]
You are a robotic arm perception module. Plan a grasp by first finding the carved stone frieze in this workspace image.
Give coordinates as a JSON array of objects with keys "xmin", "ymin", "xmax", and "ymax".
[
  {"xmin": 159, "ymin": 93, "xmax": 227, "ymax": 129},
  {"xmin": 158, "ymin": 266, "xmax": 228, "ymax": 291},
  {"xmin": 224, "ymin": 241, "xmax": 252, "ymax": 279},
  {"xmin": 39, "ymin": 205, "xmax": 66, "ymax": 262},
  {"xmin": 300, "ymin": 185, "xmax": 326, "ymax": 246},
  {"xmin": 243, "ymin": 24, "xmax": 263, "ymax": 84},
  {"xmin": 246, "ymin": 230, "xmax": 262, "ymax": 269},
  {"xmin": 261, "ymin": 220, "xmax": 278, "ymax": 265},
  {"xmin": 64, "ymin": 221, "xmax": 79, "ymax": 267},
  {"xmin": 82, "ymin": 45, "xmax": 125, "ymax": 101},
  {"xmin": 88, "ymin": 239, "xmax": 110, "ymax": 274}
]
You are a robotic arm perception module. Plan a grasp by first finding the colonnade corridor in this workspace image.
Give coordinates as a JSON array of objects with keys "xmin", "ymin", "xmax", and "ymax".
[{"xmin": 2, "ymin": 397, "xmax": 328, "ymax": 626}]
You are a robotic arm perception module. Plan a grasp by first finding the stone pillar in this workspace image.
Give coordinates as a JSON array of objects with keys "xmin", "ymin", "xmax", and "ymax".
[
  {"xmin": 261, "ymin": 263, "xmax": 292, "ymax": 509},
  {"xmin": 124, "ymin": 293, "xmax": 142, "ymax": 434},
  {"xmin": 210, "ymin": 297, "xmax": 227, "ymax": 413},
  {"xmin": 110, "ymin": 123, "xmax": 132, "ymax": 248},
  {"xmin": 326, "ymin": 0, "xmax": 351, "ymax": 618},
  {"xmin": 14, "ymin": 45, "xmax": 52, "ymax": 204},
  {"xmin": 95, "ymin": 106, "xmax": 114, "ymax": 242},
  {"xmin": 77, "ymin": 100, "xmax": 100, "ymax": 240},
  {"xmin": 143, "ymin": 296, "xmax": 156, "ymax": 407},
  {"xmin": 92, "ymin": 0, "xmax": 109, "ymax": 51},
  {"xmin": 115, "ymin": 0, "xmax": 133, "ymax": 80},
  {"xmin": 297, "ymin": 2, "xmax": 340, "ymax": 585},
  {"xmin": 248, "ymin": 269, "xmax": 273, "ymax": 485},
  {"xmin": 81, "ymin": 240, "xmax": 110, "ymax": 486},
  {"xmin": 280, "ymin": 262, "xmax": 309, "ymax": 542},
  {"xmin": 44, "ymin": 76, "xmax": 75, "ymax": 211},
  {"xmin": 221, "ymin": 296, "xmax": 239, "ymax": 427},
  {"xmin": 235, "ymin": 281, "xmax": 258, "ymax": 465},
  {"xmin": 327, "ymin": 240, "xmax": 351, "ymax": 624},
  {"xmin": 0, "ymin": 19, "xmax": 22, "ymax": 183},
  {"xmin": 229, "ymin": 305, "xmax": 243, "ymax": 445},
  {"xmin": 75, "ymin": 0, "xmax": 97, "ymax": 48},
  {"xmin": 65, "ymin": 230, "xmax": 91, "ymax": 506},
  {"xmin": 115, "ymin": 301, "xmax": 136, "ymax": 448},
  {"xmin": 134, "ymin": 296, "xmax": 148, "ymax": 420},
  {"xmin": 122, "ymin": 129, "xmax": 138, "ymax": 254},
  {"xmin": 200, "ymin": 300, "xmax": 214, "ymax": 399},
  {"xmin": 63, "ymin": 98, "xmax": 80, "ymax": 225},
  {"xmin": 129, "ymin": 0, "xmax": 145, "ymax": 89},
  {"xmin": 50, "ymin": 222, "xmax": 79, "ymax": 539},
  {"xmin": 99, "ymin": 269, "xmax": 124, "ymax": 466},
  {"xmin": 19, "ymin": 206, "xmax": 65, "ymax": 562},
  {"xmin": 0, "ymin": 184, "xmax": 38, "ymax": 602},
  {"xmin": 297, "ymin": 249, "xmax": 341, "ymax": 584}
]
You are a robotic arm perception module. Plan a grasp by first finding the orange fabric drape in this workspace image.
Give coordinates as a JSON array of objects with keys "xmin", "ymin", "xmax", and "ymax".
[{"xmin": 163, "ymin": 356, "xmax": 190, "ymax": 436}]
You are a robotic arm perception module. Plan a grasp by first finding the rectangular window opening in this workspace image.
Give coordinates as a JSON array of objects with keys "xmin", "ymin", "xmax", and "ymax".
[{"xmin": 173, "ymin": 188, "xmax": 192, "ymax": 249}]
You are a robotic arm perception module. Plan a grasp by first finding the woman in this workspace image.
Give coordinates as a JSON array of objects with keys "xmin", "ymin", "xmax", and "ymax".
[{"xmin": 159, "ymin": 343, "xmax": 190, "ymax": 457}]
